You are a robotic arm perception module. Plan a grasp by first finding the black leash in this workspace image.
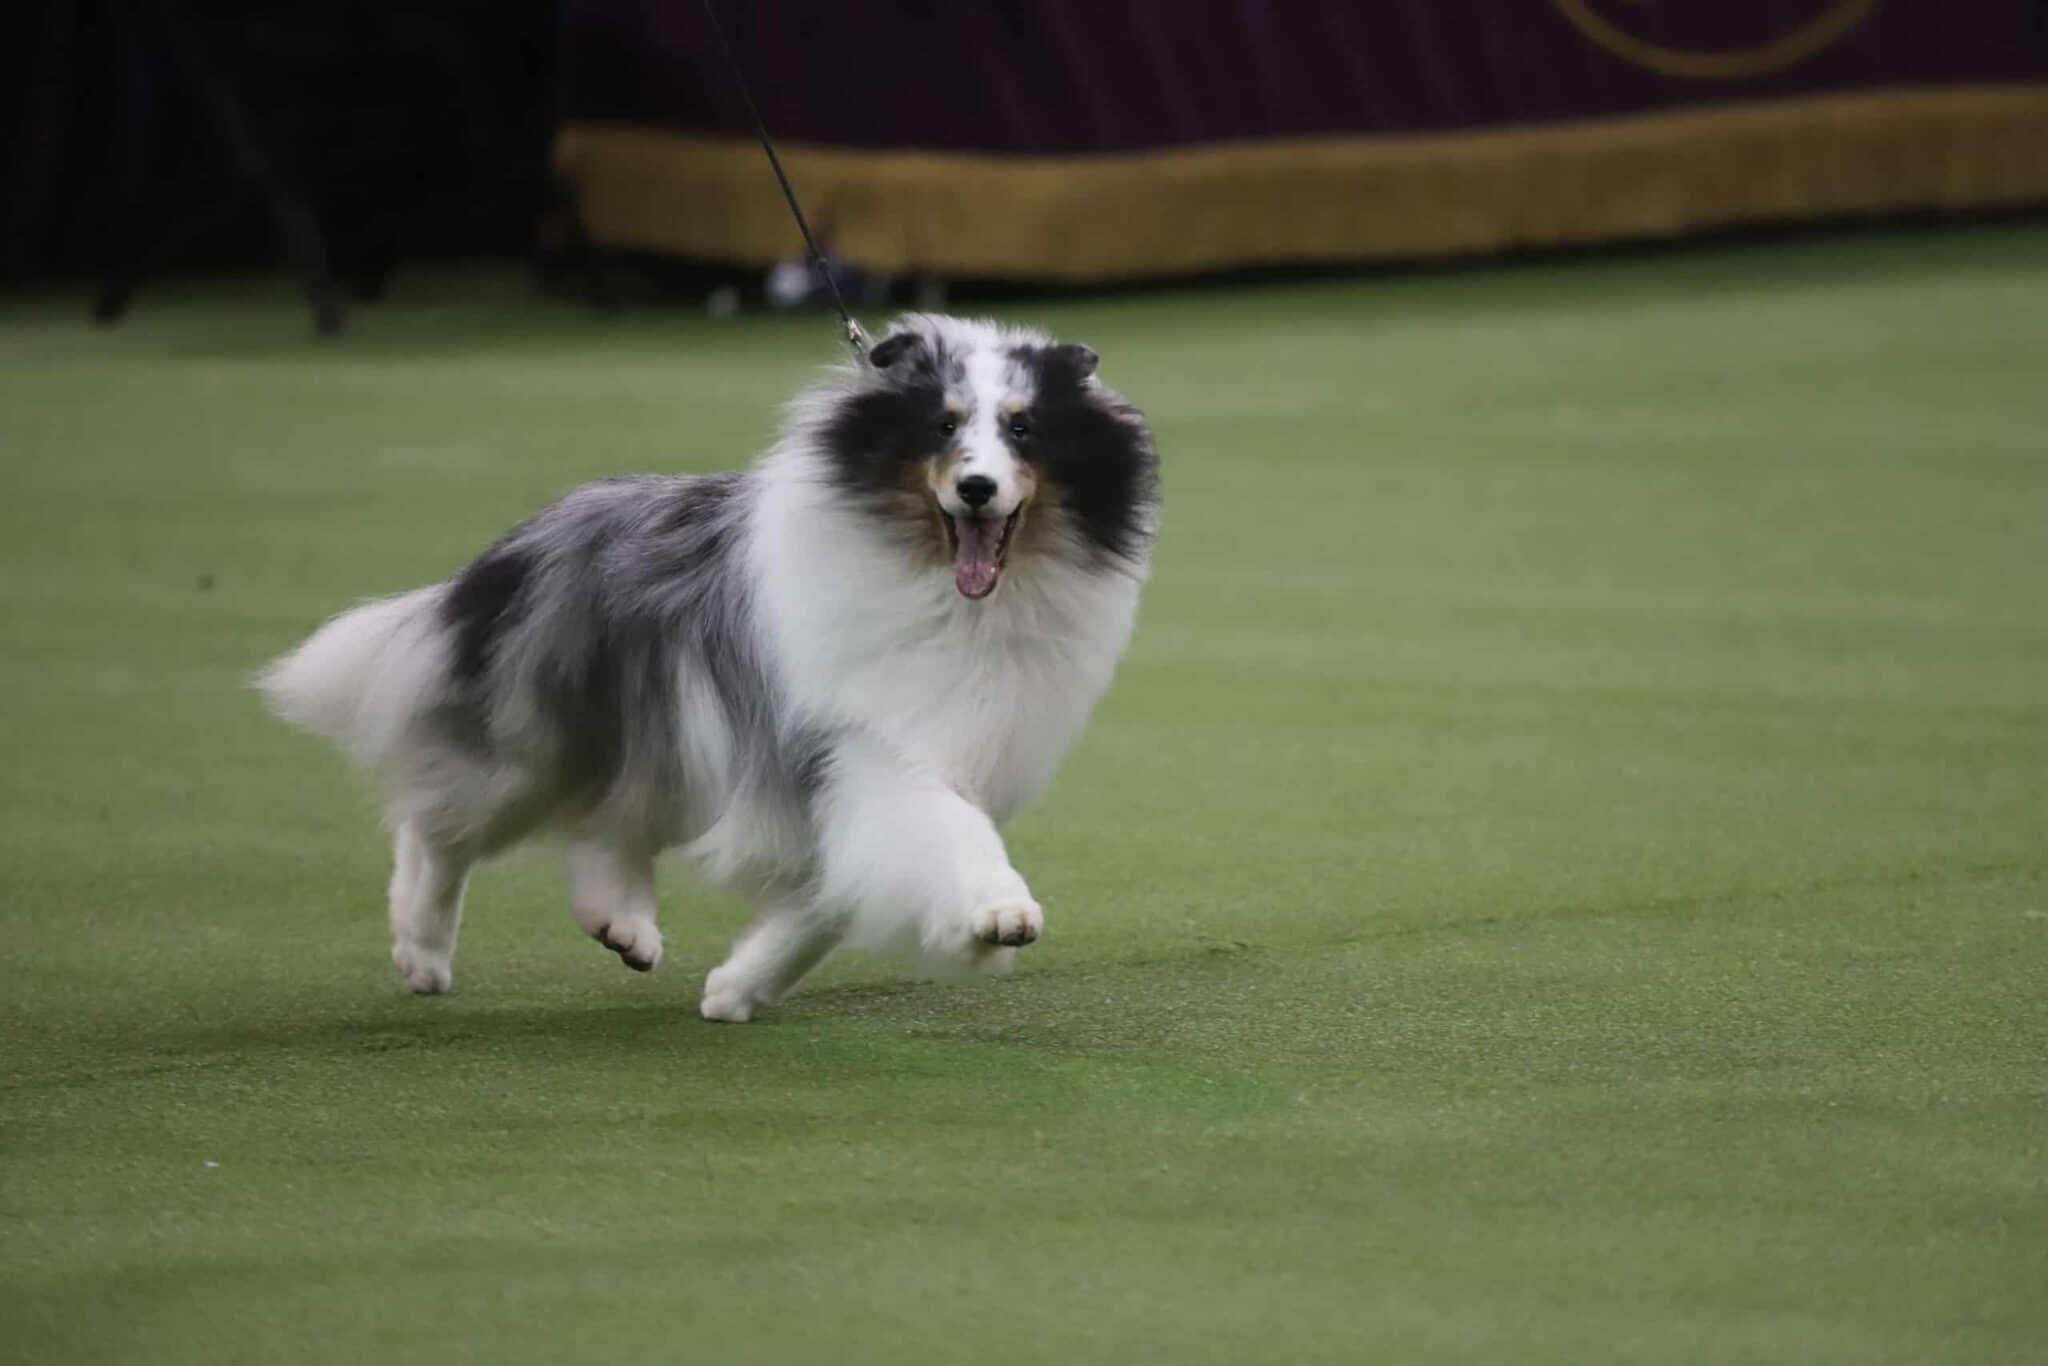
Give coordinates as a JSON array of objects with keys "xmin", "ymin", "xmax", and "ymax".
[{"xmin": 699, "ymin": 0, "xmax": 871, "ymax": 360}]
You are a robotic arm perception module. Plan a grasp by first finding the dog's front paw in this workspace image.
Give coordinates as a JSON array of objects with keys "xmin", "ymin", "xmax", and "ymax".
[
  {"xmin": 699, "ymin": 966, "xmax": 756, "ymax": 1023},
  {"xmin": 392, "ymin": 943, "xmax": 453, "ymax": 995},
  {"xmin": 970, "ymin": 897, "xmax": 1043, "ymax": 948},
  {"xmin": 594, "ymin": 916, "xmax": 662, "ymax": 973}
]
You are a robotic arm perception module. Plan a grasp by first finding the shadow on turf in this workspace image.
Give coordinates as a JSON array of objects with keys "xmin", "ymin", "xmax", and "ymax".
[
  {"xmin": 78, "ymin": 947, "xmax": 1299, "ymax": 1084},
  {"xmin": 61, "ymin": 859, "xmax": 2026, "ymax": 1094}
]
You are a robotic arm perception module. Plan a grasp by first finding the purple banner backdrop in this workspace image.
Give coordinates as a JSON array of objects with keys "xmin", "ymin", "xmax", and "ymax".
[
  {"xmin": 555, "ymin": 3, "xmax": 2048, "ymax": 278},
  {"xmin": 564, "ymin": 2, "xmax": 2047, "ymax": 153}
]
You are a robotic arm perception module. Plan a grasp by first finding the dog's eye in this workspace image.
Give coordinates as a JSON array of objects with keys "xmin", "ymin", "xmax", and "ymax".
[
  {"xmin": 1008, "ymin": 418, "xmax": 1031, "ymax": 440},
  {"xmin": 938, "ymin": 418, "xmax": 959, "ymax": 438}
]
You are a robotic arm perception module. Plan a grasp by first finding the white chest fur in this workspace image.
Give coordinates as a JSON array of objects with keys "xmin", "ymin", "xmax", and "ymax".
[{"xmin": 752, "ymin": 468, "xmax": 1142, "ymax": 822}]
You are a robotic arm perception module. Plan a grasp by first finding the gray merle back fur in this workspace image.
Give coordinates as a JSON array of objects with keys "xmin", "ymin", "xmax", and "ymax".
[{"xmin": 429, "ymin": 472, "xmax": 820, "ymax": 853}]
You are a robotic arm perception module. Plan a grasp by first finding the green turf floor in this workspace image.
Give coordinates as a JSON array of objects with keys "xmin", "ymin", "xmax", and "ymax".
[{"xmin": 4, "ymin": 226, "xmax": 2046, "ymax": 1364}]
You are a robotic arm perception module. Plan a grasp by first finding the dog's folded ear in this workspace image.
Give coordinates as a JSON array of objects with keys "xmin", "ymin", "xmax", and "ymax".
[
  {"xmin": 1048, "ymin": 342, "xmax": 1099, "ymax": 380},
  {"xmin": 868, "ymin": 332, "xmax": 925, "ymax": 370}
]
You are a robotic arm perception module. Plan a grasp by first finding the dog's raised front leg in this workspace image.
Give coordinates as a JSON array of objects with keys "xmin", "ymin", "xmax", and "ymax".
[{"xmin": 814, "ymin": 737, "xmax": 1044, "ymax": 970}]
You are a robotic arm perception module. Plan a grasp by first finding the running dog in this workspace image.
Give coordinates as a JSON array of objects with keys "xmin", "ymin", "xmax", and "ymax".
[{"xmin": 260, "ymin": 315, "xmax": 1159, "ymax": 1020}]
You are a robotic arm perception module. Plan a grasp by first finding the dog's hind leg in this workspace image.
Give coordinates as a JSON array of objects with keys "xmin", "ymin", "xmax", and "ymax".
[
  {"xmin": 700, "ymin": 906, "xmax": 842, "ymax": 1023},
  {"xmin": 389, "ymin": 821, "xmax": 472, "ymax": 994},
  {"xmin": 565, "ymin": 842, "xmax": 663, "ymax": 973}
]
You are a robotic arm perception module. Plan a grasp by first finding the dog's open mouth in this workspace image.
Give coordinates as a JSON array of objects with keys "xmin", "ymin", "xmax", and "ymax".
[{"xmin": 944, "ymin": 509, "xmax": 1021, "ymax": 600}]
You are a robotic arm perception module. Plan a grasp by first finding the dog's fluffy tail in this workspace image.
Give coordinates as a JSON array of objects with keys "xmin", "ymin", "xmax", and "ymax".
[{"xmin": 257, "ymin": 588, "xmax": 449, "ymax": 770}]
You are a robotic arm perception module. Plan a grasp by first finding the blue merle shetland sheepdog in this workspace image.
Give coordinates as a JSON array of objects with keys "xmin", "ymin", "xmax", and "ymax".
[{"xmin": 259, "ymin": 315, "xmax": 1159, "ymax": 1020}]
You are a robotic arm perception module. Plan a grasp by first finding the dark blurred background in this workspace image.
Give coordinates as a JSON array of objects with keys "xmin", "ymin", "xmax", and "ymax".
[
  {"xmin": 5, "ymin": 1, "xmax": 2045, "ymax": 332},
  {"xmin": 2, "ymin": 2, "xmax": 552, "ymax": 301}
]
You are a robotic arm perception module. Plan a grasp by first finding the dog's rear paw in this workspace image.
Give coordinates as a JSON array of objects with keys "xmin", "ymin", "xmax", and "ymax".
[
  {"xmin": 392, "ymin": 944, "xmax": 453, "ymax": 995},
  {"xmin": 594, "ymin": 918, "xmax": 662, "ymax": 973},
  {"xmin": 971, "ymin": 897, "xmax": 1043, "ymax": 947}
]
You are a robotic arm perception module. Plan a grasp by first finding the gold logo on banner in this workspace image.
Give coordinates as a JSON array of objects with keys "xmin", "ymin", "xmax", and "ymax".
[{"xmin": 1551, "ymin": 0, "xmax": 1878, "ymax": 80}]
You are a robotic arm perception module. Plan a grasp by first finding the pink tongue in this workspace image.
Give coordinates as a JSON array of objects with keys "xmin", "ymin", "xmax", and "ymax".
[{"xmin": 952, "ymin": 517, "xmax": 1004, "ymax": 599}]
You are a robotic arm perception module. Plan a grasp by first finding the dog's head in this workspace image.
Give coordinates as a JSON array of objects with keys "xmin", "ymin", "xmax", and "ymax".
[{"xmin": 815, "ymin": 315, "xmax": 1157, "ymax": 599}]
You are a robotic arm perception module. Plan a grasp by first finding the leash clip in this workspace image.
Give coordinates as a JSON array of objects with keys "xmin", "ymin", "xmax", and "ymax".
[{"xmin": 703, "ymin": 0, "xmax": 870, "ymax": 362}]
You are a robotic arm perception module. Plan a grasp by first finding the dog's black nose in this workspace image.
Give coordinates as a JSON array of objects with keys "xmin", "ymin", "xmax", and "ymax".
[{"xmin": 956, "ymin": 474, "xmax": 997, "ymax": 509}]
